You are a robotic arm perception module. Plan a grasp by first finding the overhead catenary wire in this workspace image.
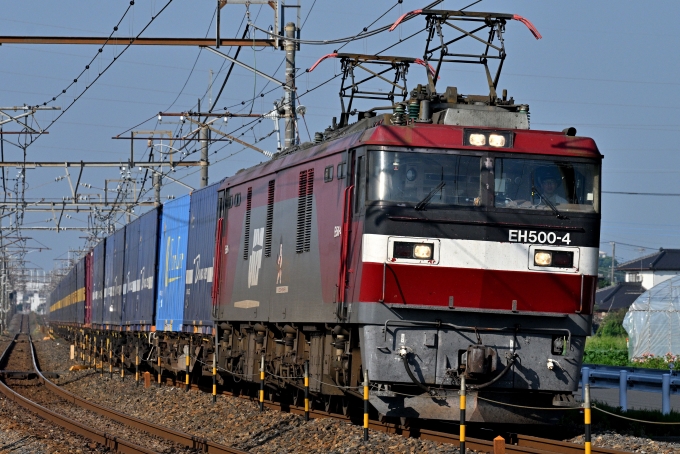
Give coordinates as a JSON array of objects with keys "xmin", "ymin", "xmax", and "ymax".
[
  {"xmin": 248, "ymin": 0, "xmax": 434, "ymax": 46},
  {"xmin": 25, "ymin": 0, "xmax": 176, "ymax": 149},
  {"xmin": 603, "ymin": 191, "xmax": 680, "ymax": 196},
  {"xmin": 39, "ymin": 1, "xmax": 137, "ymax": 108},
  {"xmin": 599, "ymin": 240, "xmax": 656, "ymax": 250}
]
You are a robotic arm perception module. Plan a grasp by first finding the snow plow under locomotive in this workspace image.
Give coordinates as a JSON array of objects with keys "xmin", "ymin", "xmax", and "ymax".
[{"xmin": 48, "ymin": 10, "xmax": 601, "ymax": 424}]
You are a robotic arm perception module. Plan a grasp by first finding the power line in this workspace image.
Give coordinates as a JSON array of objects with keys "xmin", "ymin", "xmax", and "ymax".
[
  {"xmin": 603, "ymin": 191, "xmax": 680, "ymax": 196},
  {"xmin": 40, "ymin": 1, "xmax": 136, "ymax": 108},
  {"xmin": 27, "ymin": 0, "xmax": 176, "ymax": 146},
  {"xmin": 600, "ymin": 240, "xmax": 657, "ymax": 250}
]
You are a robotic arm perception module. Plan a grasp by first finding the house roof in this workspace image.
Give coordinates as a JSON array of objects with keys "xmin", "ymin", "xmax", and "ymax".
[
  {"xmin": 616, "ymin": 248, "xmax": 680, "ymax": 271},
  {"xmin": 595, "ymin": 282, "xmax": 645, "ymax": 312}
]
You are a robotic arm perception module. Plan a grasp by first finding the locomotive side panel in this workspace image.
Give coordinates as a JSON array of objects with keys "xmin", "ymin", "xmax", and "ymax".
[{"xmin": 217, "ymin": 151, "xmax": 348, "ymax": 323}]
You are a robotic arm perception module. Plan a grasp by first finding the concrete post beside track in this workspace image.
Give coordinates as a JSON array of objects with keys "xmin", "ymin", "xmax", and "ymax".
[
  {"xmin": 304, "ymin": 360, "xmax": 310, "ymax": 421},
  {"xmin": 460, "ymin": 375, "xmax": 466, "ymax": 454},
  {"xmin": 185, "ymin": 344, "xmax": 190, "ymax": 392},
  {"xmin": 212, "ymin": 352, "xmax": 217, "ymax": 404},
  {"xmin": 363, "ymin": 370, "xmax": 369, "ymax": 441},
  {"xmin": 259, "ymin": 354, "xmax": 265, "ymax": 412},
  {"xmin": 135, "ymin": 343, "xmax": 139, "ymax": 386},
  {"xmin": 584, "ymin": 384, "xmax": 592, "ymax": 454},
  {"xmin": 100, "ymin": 338, "xmax": 103, "ymax": 377},
  {"xmin": 108, "ymin": 338, "xmax": 112, "ymax": 379},
  {"xmin": 493, "ymin": 435, "xmax": 506, "ymax": 454}
]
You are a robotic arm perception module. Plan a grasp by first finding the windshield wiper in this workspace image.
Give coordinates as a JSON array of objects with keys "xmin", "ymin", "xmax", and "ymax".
[
  {"xmin": 415, "ymin": 181, "xmax": 445, "ymax": 211},
  {"xmin": 532, "ymin": 184, "xmax": 569, "ymax": 220}
]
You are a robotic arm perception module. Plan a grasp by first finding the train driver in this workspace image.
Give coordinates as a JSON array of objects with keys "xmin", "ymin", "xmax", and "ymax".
[{"xmin": 535, "ymin": 166, "xmax": 567, "ymax": 205}]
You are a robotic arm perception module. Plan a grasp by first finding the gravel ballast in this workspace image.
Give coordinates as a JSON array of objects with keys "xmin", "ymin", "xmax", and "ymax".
[
  {"xmin": 34, "ymin": 336, "xmax": 462, "ymax": 454},
  {"xmin": 30, "ymin": 329, "xmax": 680, "ymax": 454}
]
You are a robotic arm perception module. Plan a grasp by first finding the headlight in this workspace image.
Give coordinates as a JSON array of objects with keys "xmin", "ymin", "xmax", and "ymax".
[
  {"xmin": 393, "ymin": 242, "xmax": 434, "ymax": 260},
  {"xmin": 413, "ymin": 244, "xmax": 433, "ymax": 259},
  {"xmin": 534, "ymin": 250, "xmax": 574, "ymax": 268},
  {"xmin": 468, "ymin": 133, "xmax": 486, "ymax": 146},
  {"xmin": 534, "ymin": 251, "xmax": 552, "ymax": 266},
  {"xmin": 464, "ymin": 129, "xmax": 513, "ymax": 148},
  {"xmin": 488, "ymin": 134, "xmax": 506, "ymax": 147}
]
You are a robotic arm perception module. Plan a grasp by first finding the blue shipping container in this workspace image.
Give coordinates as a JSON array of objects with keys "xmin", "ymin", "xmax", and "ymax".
[
  {"xmin": 103, "ymin": 227, "xmax": 126, "ymax": 326},
  {"xmin": 91, "ymin": 240, "xmax": 106, "ymax": 326},
  {"xmin": 156, "ymin": 195, "xmax": 190, "ymax": 332},
  {"xmin": 122, "ymin": 207, "xmax": 159, "ymax": 327},
  {"xmin": 184, "ymin": 182, "xmax": 221, "ymax": 331},
  {"xmin": 75, "ymin": 255, "xmax": 86, "ymax": 325},
  {"xmin": 122, "ymin": 217, "xmax": 140, "ymax": 325}
]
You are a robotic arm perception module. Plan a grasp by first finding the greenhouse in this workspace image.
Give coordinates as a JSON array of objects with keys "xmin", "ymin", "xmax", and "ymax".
[{"xmin": 623, "ymin": 275, "xmax": 680, "ymax": 362}]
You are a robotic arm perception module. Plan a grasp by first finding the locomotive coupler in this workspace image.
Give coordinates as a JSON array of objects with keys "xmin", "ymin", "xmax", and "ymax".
[{"xmin": 463, "ymin": 344, "xmax": 497, "ymax": 378}]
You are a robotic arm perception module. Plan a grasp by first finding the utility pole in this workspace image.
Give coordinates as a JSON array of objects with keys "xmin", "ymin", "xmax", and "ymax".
[
  {"xmin": 199, "ymin": 99, "xmax": 209, "ymax": 188},
  {"xmin": 284, "ymin": 22, "xmax": 297, "ymax": 149},
  {"xmin": 153, "ymin": 172, "xmax": 162, "ymax": 207},
  {"xmin": 610, "ymin": 242, "xmax": 616, "ymax": 285}
]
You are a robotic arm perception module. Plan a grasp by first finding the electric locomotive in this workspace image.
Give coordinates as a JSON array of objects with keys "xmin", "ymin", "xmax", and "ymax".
[
  {"xmin": 212, "ymin": 95, "xmax": 600, "ymax": 423},
  {"xmin": 48, "ymin": 10, "xmax": 601, "ymax": 424},
  {"xmin": 211, "ymin": 11, "xmax": 600, "ymax": 423}
]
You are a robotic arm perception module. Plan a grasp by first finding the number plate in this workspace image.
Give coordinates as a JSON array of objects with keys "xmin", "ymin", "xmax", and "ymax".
[{"xmin": 508, "ymin": 230, "xmax": 571, "ymax": 245}]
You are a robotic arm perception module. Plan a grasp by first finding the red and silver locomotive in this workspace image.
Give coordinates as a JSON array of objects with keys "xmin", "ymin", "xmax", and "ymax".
[
  {"xmin": 49, "ymin": 10, "xmax": 601, "ymax": 424},
  {"xmin": 213, "ymin": 11, "xmax": 600, "ymax": 423}
]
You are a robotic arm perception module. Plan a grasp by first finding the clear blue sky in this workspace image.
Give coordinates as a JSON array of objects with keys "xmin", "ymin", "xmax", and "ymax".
[{"xmin": 1, "ymin": 0, "xmax": 678, "ymax": 274}]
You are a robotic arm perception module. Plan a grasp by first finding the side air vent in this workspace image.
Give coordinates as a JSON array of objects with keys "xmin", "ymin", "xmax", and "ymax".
[
  {"xmin": 243, "ymin": 187, "xmax": 252, "ymax": 260},
  {"xmin": 296, "ymin": 169, "xmax": 314, "ymax": 253},
  {"xmin": 304, "ymin": 169, "xmax": 314, "ymax": 252},
  {"xmin": 265, "ymin": 180, "xmax": 275, "ymax": 257}
]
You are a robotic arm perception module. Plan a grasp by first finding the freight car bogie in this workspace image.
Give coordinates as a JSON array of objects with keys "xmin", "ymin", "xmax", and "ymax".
[{"xmin": 149, "ymin": 331, "xmax": 217, "ymax": 384}]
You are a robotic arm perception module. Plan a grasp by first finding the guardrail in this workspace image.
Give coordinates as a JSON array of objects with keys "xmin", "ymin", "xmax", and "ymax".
[{"xmin": 581, "ymin": 364, "xmax": 680, "ymax": 413}]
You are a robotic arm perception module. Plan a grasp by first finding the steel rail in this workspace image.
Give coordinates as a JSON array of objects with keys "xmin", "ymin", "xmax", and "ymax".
[
  {"xmin": 0, "ymin": 334, "xmax": 156, "ymax": 454},
  {"xmin": 29, "ymin": 338, "xmax": 247, "ymax": 454},
  {"xmin": 172, "ymin": 380, "xmax": 632, "ymax": 454},
  {"xmin": 516, "ymin": 435, "xmax": 629, "ymax": 454},
  {"xmin": 51, "ymin": 322, "xmax": 631, "ymax": 454}
]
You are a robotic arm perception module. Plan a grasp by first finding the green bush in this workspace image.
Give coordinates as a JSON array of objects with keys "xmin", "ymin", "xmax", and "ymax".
[
  {"xmin": 584, "ymin": 335, "xmax": 677, "ymax": 370},
  {"xmin": 596, "ymin": 309, "xmax": 627, "ymax": 337},
  {"xmin": 583, "ymin": 348, "xmax": 629, "ymax": 366}
]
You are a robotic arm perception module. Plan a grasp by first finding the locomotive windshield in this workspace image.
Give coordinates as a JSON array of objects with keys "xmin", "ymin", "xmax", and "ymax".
[
  {"xmin": 494, "ymin": 158, "xmax": 599, "ymax": 213},
  {"xmin": 368, "ymin": 151, "xmax": 482, "ymax": 206},
  {"xmin": 367, "ymin": 150, "xmax": 599, "ymax": 213}
]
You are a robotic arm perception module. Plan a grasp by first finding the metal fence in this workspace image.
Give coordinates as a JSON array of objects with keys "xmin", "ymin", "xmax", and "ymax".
[{"xmin": 581, "ymin": 364, "xmax": 680, "ymax": 414}]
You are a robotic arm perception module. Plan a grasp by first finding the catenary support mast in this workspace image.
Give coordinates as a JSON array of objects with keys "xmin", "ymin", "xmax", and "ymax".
[{"xmin": 284, "ymin": 22, "xmax": 297, "ymax": 149}]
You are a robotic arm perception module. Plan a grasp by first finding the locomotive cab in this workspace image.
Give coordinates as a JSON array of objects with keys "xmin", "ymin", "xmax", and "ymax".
[{"xmin": 346, "ymin": 100, "xmax": 601, "ymax": 423}]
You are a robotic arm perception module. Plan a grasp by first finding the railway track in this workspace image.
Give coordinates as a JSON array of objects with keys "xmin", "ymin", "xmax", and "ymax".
[
  {"xmin": 165, "ymin": 378, "xmax": 632, "ymax": 454},
  {"xmin": 0, "ymin": 316, "xmax": 247, "ymax": 454},
  {"xmin": 13, "ymin": 319, "xmax": 634, "ymax": 454}
]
